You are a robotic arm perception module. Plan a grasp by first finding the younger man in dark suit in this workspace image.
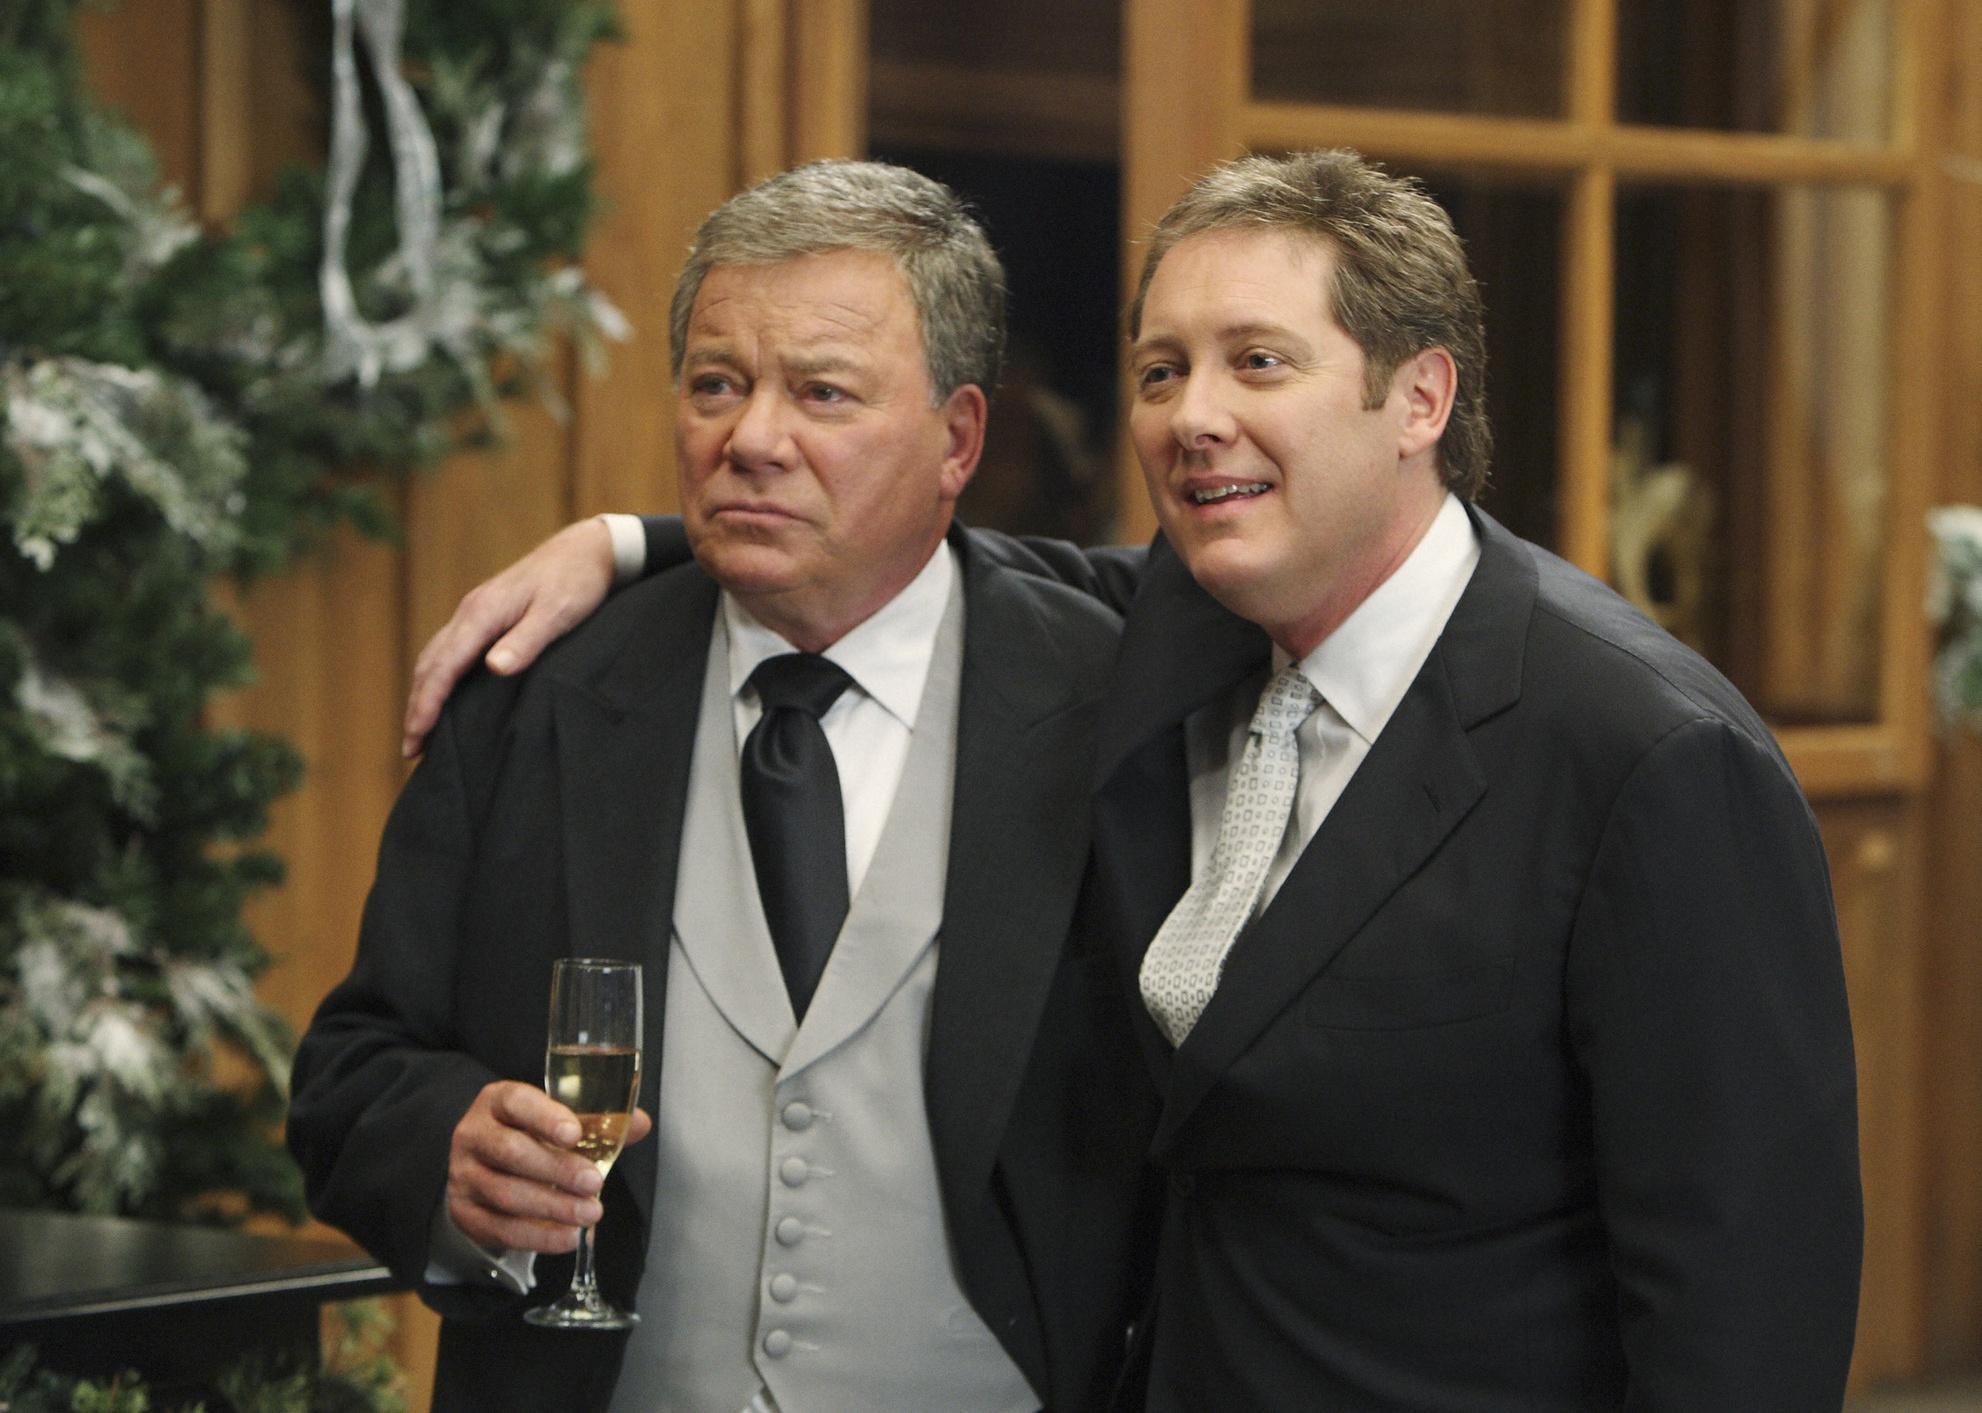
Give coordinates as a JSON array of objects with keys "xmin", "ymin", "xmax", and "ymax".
[{"xmin": 1090, "ymin": 148, "xmax": 1860, "ymax": 1410}]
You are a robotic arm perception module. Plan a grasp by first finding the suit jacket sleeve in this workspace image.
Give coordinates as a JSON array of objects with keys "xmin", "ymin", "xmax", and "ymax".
[
  {"xmin": 637, "ymin": 515, "xmax": 1149, "ymax": 614},
  {"xmin": 1566, "ymin": 717, "xmax": 1862, "ymax": 1408},
  {"xmin": 286, "ymin": 691, "xmax": 522, "ymax": 1321}
]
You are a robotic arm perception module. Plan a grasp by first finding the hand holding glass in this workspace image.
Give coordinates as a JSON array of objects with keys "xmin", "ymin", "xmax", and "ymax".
[{"xmin": 524, "ymin": 957, "xmax": 642, "ymax": 1329}]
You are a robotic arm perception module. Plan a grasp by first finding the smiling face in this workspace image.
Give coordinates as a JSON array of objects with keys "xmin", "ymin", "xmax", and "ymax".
[
  {"xmin": 1129, "ymin": 228, "xmax": 1454, "ymax": 656},
  {"xmin": 675, "ymin": 249, "xmax": 985, "ymax": 651}
]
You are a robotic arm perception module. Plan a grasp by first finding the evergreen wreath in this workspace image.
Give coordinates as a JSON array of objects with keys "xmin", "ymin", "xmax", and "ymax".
[{"xmin": 0, "ymin": 0, "xmax": 622, "ymax": 1225}]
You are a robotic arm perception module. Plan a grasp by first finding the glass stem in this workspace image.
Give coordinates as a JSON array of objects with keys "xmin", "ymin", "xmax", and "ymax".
[{"xmin": 572, "ymin": 1220, "xmax": 600, "ymax": 1307}]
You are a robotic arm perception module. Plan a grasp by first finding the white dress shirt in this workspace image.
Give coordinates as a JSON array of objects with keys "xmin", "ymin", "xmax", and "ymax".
[
  {"xmin": 603, "ymin": 511, "xmax": 954, "ymax": 893},
  {"xmin": 1184, "ymin": 493, "xmax": 1481, "ymax": 908},
  {"xmin": 723, "ymin": 542, "xmax": 954, "ymax": 899}
]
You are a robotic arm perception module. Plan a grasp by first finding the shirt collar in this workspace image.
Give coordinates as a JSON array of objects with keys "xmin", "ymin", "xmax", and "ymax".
[
  {"xmin": 1281, "ymin": 493, "xmax": 1480, "ymax": 744},
  {"xmin": 723, "ymin": 541, "xmax": 957, "ymax": 731}
]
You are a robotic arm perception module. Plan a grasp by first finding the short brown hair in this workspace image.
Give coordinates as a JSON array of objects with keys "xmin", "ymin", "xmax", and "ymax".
[
  {"xmin": 1131, "ymin": 149, "xmax": 1491, "ymax": 498},
  {"xmin": 669, "ymin": 160, "xmax": 1006, "ymax": 404}
]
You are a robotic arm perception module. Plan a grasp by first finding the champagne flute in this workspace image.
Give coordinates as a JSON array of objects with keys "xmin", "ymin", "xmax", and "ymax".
[{"xmin": 524, "ymin": 957, "xmax": 643, "ymax": 1329}]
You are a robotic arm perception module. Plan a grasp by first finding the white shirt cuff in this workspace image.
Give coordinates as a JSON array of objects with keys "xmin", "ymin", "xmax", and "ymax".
[
  {"xmin": 424, "ymin": 1197, "xmax": 538, "ymax": 1294},
  {"xmin": 600, "ymin": 513, "xmax": 647, "ymax": 587}
]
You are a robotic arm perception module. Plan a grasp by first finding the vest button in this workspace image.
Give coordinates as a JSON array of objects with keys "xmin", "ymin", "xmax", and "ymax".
[
  {"xmin": 781, "ymin": 1101, "xmax": 814, "ymax": 1131},
  {"xmin": 779, "ymin": 1156, "xmax": 809, "ymax": 1187},
  {"xmin": 763, "ymin": 1328, "xmax": 792, "ymax": 1358},
  {"xmin": 769, "ymin": 1272, "xmax": 799, "ymax": 1302},
  {"xmin": 775, "ymin": 1216, "xmax": 804, "ymax": 1246}
]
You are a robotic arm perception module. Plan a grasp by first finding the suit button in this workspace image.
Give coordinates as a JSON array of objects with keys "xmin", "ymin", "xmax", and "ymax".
[
  {"xmin": 775, "ymin": 1216, "xmax": 804, "ymax": 1246},
  {"xmin": 780, "ymin": 1157, "xmax": 808, "ymax": 1187},
  {"xmin": 763, "ymin": 1329, "xmax": 792, "ymax": 1358},
  {"xmin": 781, "ymin": 1101, "xmax": 814, "ymax": 1131},
  {"xmin": 1171, "ymin": 1173, "xmax": 1196, "ymax": 1199},
  {"xmin": 770, "ymin": 1272, "xmax": 799, "ymax": 1303}
]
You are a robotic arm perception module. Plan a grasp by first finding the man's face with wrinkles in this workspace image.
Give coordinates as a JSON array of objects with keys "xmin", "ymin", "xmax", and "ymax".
[{"xmin": 675, "ymin": 249, "xmax": 979, "ymax": 650}]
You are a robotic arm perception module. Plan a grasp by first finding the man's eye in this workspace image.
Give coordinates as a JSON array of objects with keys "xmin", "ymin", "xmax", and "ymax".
[
  {"xmin": 1243, "ymin": 351, "xmax": 1284, "ymax": 371},
  {"xmin": 690, "ymin": 373, "xmax": 736, "ymax": 397},
  {"xmin": 1137, "ymin": 364, "xmax": 1179, "ymax": 390},
  {"xmin": 803, "ymin": 383, "xmax": 848, "ymax": 404}
]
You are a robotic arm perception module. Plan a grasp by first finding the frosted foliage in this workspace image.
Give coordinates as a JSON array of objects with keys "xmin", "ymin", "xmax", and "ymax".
[
  {"xmin": 13, "ymin": 648, "xmax": 157, "ymax": 820},
  {"xmin": 4, "ymin": 357, "xmax": 246, "ymax": 570},
  {"xmin": 167, "ymin": 959, "xmax": 293, "ymax": 1091},
  {"xmin": 1930, "ymin": 506, "xmax": 1982, "ymax": 729},
  {"xmin": 2, "ymin": 891, "xmax": 271, "ymax": 1211}
]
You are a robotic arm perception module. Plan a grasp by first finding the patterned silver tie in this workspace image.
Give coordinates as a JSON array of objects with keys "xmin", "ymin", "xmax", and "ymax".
[{"xmin": 1140, "ymin": 663, "xmax": 1322, "ymax": 1047}]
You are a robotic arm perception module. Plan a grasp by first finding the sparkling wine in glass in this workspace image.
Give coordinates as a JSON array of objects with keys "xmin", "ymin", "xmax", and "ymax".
[{"xmin": 524, "ymin": 957, "xmax": 642, "ymax": 1330}]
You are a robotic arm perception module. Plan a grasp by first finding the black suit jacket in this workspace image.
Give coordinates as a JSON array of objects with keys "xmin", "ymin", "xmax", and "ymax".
[
  {"xmin": 1084, "ymin": 511, "xmax": 1861, "ymax": 1411},
  {"xmin": 288, "ymin": 527, "xmax": 1158, "ymax": 1411}
]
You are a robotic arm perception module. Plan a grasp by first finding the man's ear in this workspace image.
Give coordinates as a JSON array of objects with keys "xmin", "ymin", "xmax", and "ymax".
[
  {"xmin": 1395, "ymin": 347, "xmax": 1457, "ymax": 462},
  {"xmin": 937, "ymin": 383, "xmax": 989, "ymax": 501}
]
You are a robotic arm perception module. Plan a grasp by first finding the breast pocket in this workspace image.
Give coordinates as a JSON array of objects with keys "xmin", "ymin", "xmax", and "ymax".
[{"xmin": 1302, "ymin": 958, "xmax": 1516, "ymax": 1031}]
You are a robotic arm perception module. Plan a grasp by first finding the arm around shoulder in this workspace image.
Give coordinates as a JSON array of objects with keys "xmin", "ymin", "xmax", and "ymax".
[
  {"xmin": 961, "ymin": 527, "xmax": 1149, "ymax": 613},
  {"xmin": 636, "ymin": 513, "xmax": 1152, "ymax": 613}
]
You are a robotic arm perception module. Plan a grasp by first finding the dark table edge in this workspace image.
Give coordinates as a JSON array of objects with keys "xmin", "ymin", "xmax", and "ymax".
[{"xmin": 1, "ymin": 1262, "xmax": 400, "ymax": 1326}]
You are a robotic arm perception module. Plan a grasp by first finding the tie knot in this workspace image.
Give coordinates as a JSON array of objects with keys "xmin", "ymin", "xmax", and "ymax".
[
  {"xmin": 749, "ymin": 652, "xmax": 854, "ymax": 719},
  {"xmin": 1250, "ymin": 664, "xmax": 1320, "ymax": 739}
]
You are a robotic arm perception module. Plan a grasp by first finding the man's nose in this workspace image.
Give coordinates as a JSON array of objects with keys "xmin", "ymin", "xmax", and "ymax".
[
  {"xmin": 726, "ymin": 388, "xmax": 792, "ymax": 471},
  {"xmin": 1172, "ymin": 373, "xmax": 1237, "ymax": 452}
]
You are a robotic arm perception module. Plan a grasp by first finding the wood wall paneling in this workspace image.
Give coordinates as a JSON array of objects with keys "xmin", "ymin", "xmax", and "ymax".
[
  {"xmin": 1823, "ymin": 801, "xmax": 1928, "ymax": 1384},
  {"xmin": 1880, "ymin": 0, "xmax": 1946, "ymax": 787},
  {"xmin": 402, "ymin": 371, "xmax": 578, "ymax": 662},
  {"xmin": 738, "ymin": 0, "xmax": 793, "ymax": 185},
  {"xmin": 1116, "ymin": 0, "xmax": 1249, "ymax": 545},
  {"xmin": 569, "ymin": 1, "xmax": 738, "ymax": 518},
  {"xmin": 1924, "ymin": 735, "xmax": 1982, "ymax": 1373},
  {"xmin": 785, "ymin": 0, "xmax": 868, "ymax": 164},
  {"xmin": 1559, "ymin": 163, "xmax": 1615, "ymax": 576},
  {"xmin": 1920, "ymin": 0, "xmax": 1982, "ymax": 1372},
  {"xmin": 75, "ymin": 0, "xmax": 202, "ymax": 193},
  {"xmin": 1556, "ymin": 0, "xmax": 1616, "ymax": 575},
  {"xmin": 195, "ymin": 0, "xmax": 253, "ymax": 219}
]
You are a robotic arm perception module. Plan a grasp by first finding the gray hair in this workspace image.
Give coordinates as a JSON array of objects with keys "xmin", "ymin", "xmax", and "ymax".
[
  {"xmin": 668, "ymin": 160, "xmax": 1006, "ymax": 403},
  {"xmin": 1131, "ymin": 149, "xmax": 1492, "ymax": 499}
]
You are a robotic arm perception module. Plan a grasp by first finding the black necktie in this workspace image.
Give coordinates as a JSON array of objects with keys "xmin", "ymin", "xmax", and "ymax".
[{"xmin": 740, "ymin": 653, "xmax": 855, "ymax": 1023}]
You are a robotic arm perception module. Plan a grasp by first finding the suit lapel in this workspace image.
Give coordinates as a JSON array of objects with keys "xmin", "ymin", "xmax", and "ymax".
[
  {"xmin": 779, "ymin": 579, "xmax": 964, "ymax": 1080},
  {"xmin": 1112, "ymin": 514, "xmax": 1534, "ymax": 1155},
  {"xmin": 923, "ymin": 531, "xmax": 1112, "ymax": 1212},
  {"xmin": 551, "ymin": 566, "xmax": 717, "ymax": 1231},
  {"xmin": 1151, "ymin": 650, "xmax": 1486, "ymax": 1150},
  {"xmin": 668, "ymin": 608, "xmax": 797, "ymax": 1066},
  {"xmin": 1093, "ymin": 537, "xmax": 1264, "ymax": 794}
]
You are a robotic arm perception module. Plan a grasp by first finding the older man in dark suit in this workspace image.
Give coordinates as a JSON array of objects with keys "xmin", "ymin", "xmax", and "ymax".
[
  {"xmin": 290, "ymin": 161, "xmax": 1154, "ymax": 1413},
  {"xmin": 403, "ymin": 149, "xmax": 1862, "ymax": 1410}
]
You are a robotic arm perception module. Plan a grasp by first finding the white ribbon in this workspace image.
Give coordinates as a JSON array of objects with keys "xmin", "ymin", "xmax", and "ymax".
[{"xmin": 320, "ymin": 0, "xmax": 447, "ymax": 387}]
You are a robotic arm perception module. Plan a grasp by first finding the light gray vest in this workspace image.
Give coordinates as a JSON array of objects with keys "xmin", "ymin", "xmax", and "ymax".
[{"xmin": 608, "ymin": 585, "xmax": 1037, "ymax": 1413}]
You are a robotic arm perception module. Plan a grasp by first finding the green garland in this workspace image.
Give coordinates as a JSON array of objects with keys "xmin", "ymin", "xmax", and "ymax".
[{"xmin": 0, "ymin": 0, "xmax": 619, "ymax": 1229}]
